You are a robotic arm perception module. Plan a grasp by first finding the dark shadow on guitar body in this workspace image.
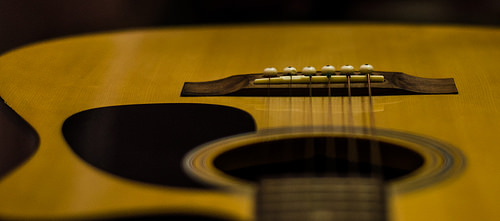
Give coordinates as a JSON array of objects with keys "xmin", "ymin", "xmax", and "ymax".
[
  {"xmin": 62, "ymin": 103, "xmax": 256, "ymax": 188},
  {"xmin": 0, "ymin": 97, "xmax": 39, "ymax": 180}
]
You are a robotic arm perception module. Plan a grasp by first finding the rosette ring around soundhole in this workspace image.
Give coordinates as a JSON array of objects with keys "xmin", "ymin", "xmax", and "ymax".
[{"xmin": 183, "ymin": 127, "xmax": 465, "ymax": 194}]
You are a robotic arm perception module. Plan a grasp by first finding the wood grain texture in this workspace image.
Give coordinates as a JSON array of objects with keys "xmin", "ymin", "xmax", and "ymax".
[{"xmin": 0, "ymin": 23, "xmax": 500, "ymax": 220}]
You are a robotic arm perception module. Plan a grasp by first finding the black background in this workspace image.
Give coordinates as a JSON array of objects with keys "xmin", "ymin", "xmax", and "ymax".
[{"xmin": 1, "ymin": 0, "xmax": 499, "ymax": 55}]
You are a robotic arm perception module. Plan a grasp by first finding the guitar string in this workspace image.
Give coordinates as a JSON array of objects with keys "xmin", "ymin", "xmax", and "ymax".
[
  {"xmin": 262, "ymin": 67, "xmax": 378, "ymax": 173},
  {"xmin": 293, "ymin": 67, "xmax": 314, "ymax": 175},
  {"xmin": 263, "ymin": 71, "xmax": 272, "ymax": 186},
  {"xmin": 292, "ymin": 66, "xmax": 378, "ymax": 178},
  {"xmin": 288, "ymin": 70, "xmax": 293, "ymax": 128},
  {"xmin": 259, "ymin": 66, "xmax": 383, "ymax": 219},
  {"xmin": 286, "ymin": 68, "xmax": 301, "ymax": 175},
  {"xmin": 326, "ymin": 71, "xmax": 337, "ymax": 176},
  {"xmin": 366, "ymin": 70, "xmax": 383, "ymax": 179},
  {"xmin": 266, "ymin": 73, "xmax": 271, "ymax": 131},
  {"xmin": 346, "ymin": 72, "xmax": 360, "ymax": 177},
  {"xmin": 307, "ymin": 71, "xmax": 316, "ymax": 175}
]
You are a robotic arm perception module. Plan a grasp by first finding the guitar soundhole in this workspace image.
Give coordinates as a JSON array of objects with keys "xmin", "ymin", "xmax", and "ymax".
[
  {"xmin": 212, "ymin": 136, "xmax": 424, "ymax": 182},
  {"xmin": 185, "ymin": 127, "xmax": 464, "ymax": 192}
]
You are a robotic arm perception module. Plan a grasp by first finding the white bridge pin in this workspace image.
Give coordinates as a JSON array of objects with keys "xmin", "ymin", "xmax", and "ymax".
[
  {"xmin": 302, "ymin": 66, "xmax": 317, "ymax": 76},
  {"xmin": 340, "ymin": 65, "xmax": 355, "ymax": 75},
  {"xmin": 283, "ymin": 66, "xmax": 297, "ymax": 75},
  {"xmin": 263, "ymin": 67, "xmax": 278, "ymax": 76},
  {"xmin": 360, "ymin": 64, "xmax": 374, "ymax": 74},
  {"xmin": 321, "ymin": 65, "xmax": 336, "ymax": 76}
]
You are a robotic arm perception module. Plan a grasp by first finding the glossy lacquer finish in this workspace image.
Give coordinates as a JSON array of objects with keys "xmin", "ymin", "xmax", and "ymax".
[{"xmin": 0, "ymin": 23, "xmax": 499, "ymax": 220}]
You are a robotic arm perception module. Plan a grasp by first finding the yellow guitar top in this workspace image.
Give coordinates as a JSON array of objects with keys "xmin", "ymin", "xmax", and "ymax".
[{"xmin": 0, "ymin": 23, "xmax": 500, "ymax": 220}]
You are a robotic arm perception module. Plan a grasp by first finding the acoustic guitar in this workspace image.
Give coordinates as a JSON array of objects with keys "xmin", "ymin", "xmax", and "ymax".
[{"xmin": 0, "ymin": 23, "xmax": 499, "ymax": 220}]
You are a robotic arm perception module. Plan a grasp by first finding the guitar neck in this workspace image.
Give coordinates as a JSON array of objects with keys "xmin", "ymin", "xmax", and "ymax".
[{"xmin": 256, "ymin": 176, "xmax": 386, "ymax": 221}]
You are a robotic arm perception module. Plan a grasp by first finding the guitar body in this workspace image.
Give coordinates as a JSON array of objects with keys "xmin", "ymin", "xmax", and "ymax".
[{"xmin": 0, "ymin": 23, "xmax": 499, "ymax": 220}]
